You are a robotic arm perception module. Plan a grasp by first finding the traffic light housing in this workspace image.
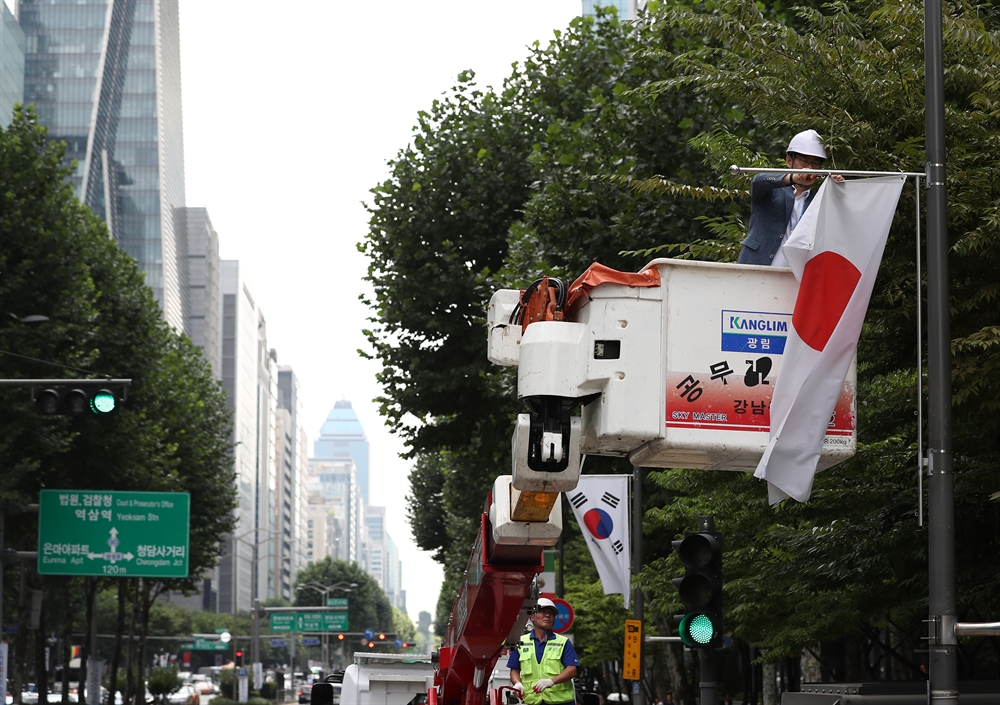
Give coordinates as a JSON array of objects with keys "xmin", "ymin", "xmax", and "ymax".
[
  {"xmin": 235, "ymin": 650, "xmax": 244, "ymax": 667},
  {"xmin": 671, "ymin": 531, "xmax": 723, "ymax": 648},
  {"xmin": 34, "ymin": 386, "xmax": 121, "ymax": 416}
]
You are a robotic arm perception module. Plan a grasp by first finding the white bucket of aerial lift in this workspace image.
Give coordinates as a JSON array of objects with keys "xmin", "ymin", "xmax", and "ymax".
[
  {"xmin": 511, "ymin": 413, "xmax": 582, "ymax": 492},
  {"xmin": 495, "ymin": 258, "xmax": 857, "ymax": 472},
  {"xmin": 490, "ymin": 475, "xmax": 563, "ymax": 546},
  {"xmin": 487, "ymin": 289, "xmax": 523, "ymax": 366}
]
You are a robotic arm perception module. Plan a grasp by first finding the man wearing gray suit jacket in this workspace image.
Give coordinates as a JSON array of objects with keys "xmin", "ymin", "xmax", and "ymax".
[{"xmin": 737, "ymin": 129, "xmax": 843, "ymax": 266}]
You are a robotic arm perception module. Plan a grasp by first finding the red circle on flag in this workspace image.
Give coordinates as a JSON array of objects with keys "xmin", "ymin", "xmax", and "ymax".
[
  {"xmin": 584, "ymin": 508, "xmax": 614, "ymax": 539},
  {"xmin": 792, "ymin": 251, "xmax": 861, "ymax": 351}
]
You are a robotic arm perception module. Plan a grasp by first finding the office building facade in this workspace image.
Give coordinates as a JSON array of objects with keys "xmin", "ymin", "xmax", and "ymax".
[
  {"xmin": 0, "ymin": 1, "xmax": 25, "ymax": 126},
  {"xmin": 182, "ymin": 207, "xmax": 220, "ymax": 374},
  {"xmin": 219, "ymin": 260, "xmax": 277, "ymax": 613},
  {"xmin": 306, "ymin": 458, "xmax": 362, "ymax": 565},
  {"xmin": 21, "ymin": 0, "xmax": 187, "ymax": 328},
  {"xmin": 581, "ymin": 0, "xmax": 644, "ymax": 20},
  {"xmin": 274, "ymin": 364, "xmax": 308, "ymax": 603},
  {"xmin": 313, "ymin": 400, "xmax": 370, "ymax": 505}
]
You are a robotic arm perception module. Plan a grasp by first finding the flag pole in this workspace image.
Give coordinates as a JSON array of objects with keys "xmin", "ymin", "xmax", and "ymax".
[
  {"xmin": 632, "ymin": 467, "xmax": 644, "ymax": 705},
  {"xmin": 729, "ymin": 166, "xmax": 923, "ymax": 178},
  {"xmin": 924, "ymin": 1, "xmax": 958, "ymax": 704}
]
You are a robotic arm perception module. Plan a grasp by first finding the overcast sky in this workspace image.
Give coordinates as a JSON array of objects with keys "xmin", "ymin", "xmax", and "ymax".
[{"xmin": 179, "ymin": 0, "xmax": 581, "ymax": 624}]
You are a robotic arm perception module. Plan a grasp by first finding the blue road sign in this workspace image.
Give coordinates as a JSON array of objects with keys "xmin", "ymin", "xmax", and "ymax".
[
  {"xmin": 269, "ymin": 640, "xmax": 286, "ymax": 647},
  {"xmin": 363, "ymin": 629, "xmax": 374, "ymax": 640},
  {"xmin": 301, "ymin": 637, "xmax": 320, "ymax": 646}
]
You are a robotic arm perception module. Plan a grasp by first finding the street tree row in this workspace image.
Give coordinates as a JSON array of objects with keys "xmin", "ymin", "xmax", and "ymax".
[
  {"xmin": 362, "ymin": 1, "xmax": 1000, "ymax": 699},
  {"xmin": 1, "ymin": 106, "xmax": 238, "ymax": 704}
]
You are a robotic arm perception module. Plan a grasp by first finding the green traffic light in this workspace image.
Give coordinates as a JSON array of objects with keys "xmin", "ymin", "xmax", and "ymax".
[
  {"xmin": 679, "ymin": 612, "xmax": 717, "ymax": 647},
  {"xmin": 90, "ymin": 390, "xmax": 116, "ymax": 414}
]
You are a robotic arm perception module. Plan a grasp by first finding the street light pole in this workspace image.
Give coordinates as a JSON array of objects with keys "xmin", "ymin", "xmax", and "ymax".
[
  {"xmin": 924, "ymin": 3, "xmax": 958, "ymax": 705},
  {"xmin": 295, "ymin": 581, "xmax": 356, "ymax": 673}
]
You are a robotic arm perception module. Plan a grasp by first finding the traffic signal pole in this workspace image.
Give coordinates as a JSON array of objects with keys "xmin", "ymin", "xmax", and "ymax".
[
  {"xmin": 924, "ymin": 3, "xmax": 958, "ymax": 705},
  {"xmin": 632, "ymin": 466, "xmax": 644, "ymax": 705},
  {"xmin": 697, "ymin": 517, "xmax": 718, "ymax": 705}
]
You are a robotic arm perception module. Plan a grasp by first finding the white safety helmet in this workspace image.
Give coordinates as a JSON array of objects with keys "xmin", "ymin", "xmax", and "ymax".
[
  {"xmin": 535, "ymin": 598, "xmax": 558, "ymax": 613},
  {"xmin": 786, "ymin": 129, "xmax": 827, "ymax": 160}
]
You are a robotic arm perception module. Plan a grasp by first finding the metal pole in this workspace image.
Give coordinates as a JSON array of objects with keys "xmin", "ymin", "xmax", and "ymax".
[
  {"xmin": 729, "ymin": 166, "xmax": 924, "ymax": 178},
  {"xmin": 699, "ymin": 650, "xmax": 718, "ymax": 705},
  {"xmin": 252, "ymin": 600, "xmax": 260, "ymax": 684},
  {"xmin": 232, "ymin": 537, "xmax": 238, "ymax": 703},
  {"xmin": 89, "ymin": 587, "xmax": 99, "ymax": 705},
  {"xmin": 916, "ymin": 175, "xmax": 924, "ymax": 527},
  {"xmin": 924, "ymin": 2, "xmax": 958, "ymax": 705},
  {"xmin": 698, "ymin": 516, "xmax": 717, "ymax": 705},
  {"xmin": 632, "ymin": 467, "xmax": 644, "ymax": 705},
  {"xmin": 1, "ymin": 508, "xmax": 5, "ymax": 661}
]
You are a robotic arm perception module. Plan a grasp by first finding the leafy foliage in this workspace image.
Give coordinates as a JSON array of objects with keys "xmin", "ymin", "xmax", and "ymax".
[
  {"xmin": 294, "ymin": 557, "xmax": 393, "ymax": 633},
  {"xmin": 1, "ymin": 105, "xmax": 237, "ymax": 692},
  {"xmin": 364, "ymin": 0, "xmax": 1000, "ymax": 682}
]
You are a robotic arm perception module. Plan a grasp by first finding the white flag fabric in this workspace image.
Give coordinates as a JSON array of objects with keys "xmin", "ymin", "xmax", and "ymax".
[
  {"xmin": 567, "ymin": 475, "xmax": 631, "ymax": 608},
  {"xmin": 755, "ymin": 176, "xmax": 905, "ymax": 504}
]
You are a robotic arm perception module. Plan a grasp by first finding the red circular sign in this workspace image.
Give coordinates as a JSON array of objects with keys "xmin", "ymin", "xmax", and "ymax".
[{"xmin": 550, "ymin": 598, "xmax": 575, "ymax": 633}]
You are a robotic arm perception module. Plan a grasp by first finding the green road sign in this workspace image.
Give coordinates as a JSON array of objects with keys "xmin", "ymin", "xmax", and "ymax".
[
  {"xmin": 181, "ymin": 639, "xmax": 228, "ymax": 651},
  {"xmin": 326, "ymin": 598, "xmax": 348, "ymax": 609},
  {"xmin": 270, "ymin": 612, "xmax": 348, "ymax": 632},
  {"xmin": 37, "ymin": 490, "xmax": 190, "ymax": 577}
]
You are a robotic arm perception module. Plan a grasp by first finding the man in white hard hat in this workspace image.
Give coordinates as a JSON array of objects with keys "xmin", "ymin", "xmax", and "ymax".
[
  {"xmin": 507, "ymin": 598, "xmax": 580, "ymax": 704},
  {"xmin": 737, "ymin": 129, "xmax": 843, "ymax": 266}
]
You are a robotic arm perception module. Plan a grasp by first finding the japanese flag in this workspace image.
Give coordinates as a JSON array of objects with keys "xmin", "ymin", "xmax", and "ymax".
[
  {"xmin": 755, "ymin": 176, "xmax": 905, "ymax": 504},
  {"xmin": 567, "ymin": 475, "xmax": 631, "ymax": 608}
]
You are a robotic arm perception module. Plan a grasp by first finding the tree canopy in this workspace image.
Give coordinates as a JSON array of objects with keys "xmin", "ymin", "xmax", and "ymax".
[
  {"xmin": 293, "ymin": 557, "xmax": 394, "ymax": 633},
  {"xmin": 364, "ymin": 0, "xmax": 1000, "ymax": 689},
  {"xmin": 1, "ymin": 106, "xmax": 237, "ymax": 702}
]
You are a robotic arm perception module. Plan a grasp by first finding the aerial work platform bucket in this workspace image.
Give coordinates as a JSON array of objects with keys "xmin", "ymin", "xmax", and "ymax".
[{"xmin": 488, "ymin": 258, "xmax": 856, "ymax": 474}]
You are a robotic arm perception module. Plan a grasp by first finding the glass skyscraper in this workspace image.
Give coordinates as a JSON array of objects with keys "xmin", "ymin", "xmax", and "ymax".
[
  {"xmin": 21, "ymin": 0, "xmax": 187, "ymax": 329},
  {"xmin": 313, "ymin": 400, "xmax": 371, "ymax": 505},
  {"xmin": 581, "ymin": 0, "xmax": 643, "ymax": 20},
  {"xmin": 0, "ymin": 1, "xmax": 25, "ymax": 127}
]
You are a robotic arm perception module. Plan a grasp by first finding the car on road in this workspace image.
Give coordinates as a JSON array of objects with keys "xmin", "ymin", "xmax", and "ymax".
[
  {"xmin": 297, "ymin": 684, "xmax": 313, "ymax": 704},
  {"xmin": 166, "ymin": 685, "xmax": 199, "ymax": 705}
]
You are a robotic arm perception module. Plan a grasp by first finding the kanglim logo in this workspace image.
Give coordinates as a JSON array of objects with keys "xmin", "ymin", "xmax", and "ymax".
[
  {"xmin": 721, "ymin": 310, "xmax": 792, "ymax": 354},
  {"xmin": 728, "ymin": 315, "xmax": 788, "ymax": 332}
]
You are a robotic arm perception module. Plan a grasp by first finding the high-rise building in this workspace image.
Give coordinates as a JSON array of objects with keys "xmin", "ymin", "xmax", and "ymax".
[
  {"xmin": 0, "ymin": 1, "xmax": 25, "ymax": 127},
  {"xmin": 364, "ymin": 507, "xmax": 405, "ymax": 613},
  {"xmin": 581, "ymin": 0, "xmax": 644, "ymax": 20},
  {"xmin": 274, "ymin": 364, "xmax": 307, "ymax": 602},
  {"xmin": 21, "ymin": 0, "xmax": 187, "ymax": 328},
  {"xmin": 313, "ymin": 400, "xmax": 370, "ymax": 505},
  {"xmin": 182, "ymin": 207, "xmax": 220, "ymax": 375},
  {"xmin": 306, "ymin": 458, "xmax": 362, "ymax": 565},
  {"xmin": 218, "ymin": 260, "xmax": 267, "ymax": 612}
]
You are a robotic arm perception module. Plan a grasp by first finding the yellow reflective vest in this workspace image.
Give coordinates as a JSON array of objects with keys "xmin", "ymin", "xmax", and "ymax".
[{"xmin": 516, "ymin": 632, "xmax": 575, "ymax": 704}]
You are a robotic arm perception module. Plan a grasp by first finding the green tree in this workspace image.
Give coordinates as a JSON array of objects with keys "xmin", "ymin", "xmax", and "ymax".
[
  {"xmin": 627, "ymin": 0, "xmax": 1000, "ymax": 678},
  {"xmin": 294, "ymin": 558, "xmax": 393, "ymax": 632},
  {"xmin": 1, "ymin": 105, "xmax": 236, "ymax": 700},
  {"xmin": 391, "ymin": 607, "xmax": 416, "ymax": 644}
]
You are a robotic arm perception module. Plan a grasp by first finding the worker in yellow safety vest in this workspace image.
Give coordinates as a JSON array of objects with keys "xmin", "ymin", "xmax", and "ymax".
[{"xmin": 507, "ymin": 598, "xmax": 580, "ymax": 704}]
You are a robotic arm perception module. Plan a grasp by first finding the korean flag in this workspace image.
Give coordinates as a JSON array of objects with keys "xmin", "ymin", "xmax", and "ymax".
[{"xmin": 567, "ymin": 475, "xmax": 631, "ymax": 608}]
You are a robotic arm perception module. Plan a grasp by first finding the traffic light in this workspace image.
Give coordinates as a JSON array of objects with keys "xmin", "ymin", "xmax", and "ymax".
[
  {"xmin": 671, "ymin": 531, "xmax": 723, "ymax": 648},
  {"xmin": 235, "ymin": 650, "xmax": 244, "ymax": 667},
  {"xmin": 337, "ymin": 634, "xmax": 345, "ymax": 641},
  {"xmin": 34, "ymin": 387, "xmax": 120, "ymax": 416},
  {"xmin": 377, "ymin": 633, "xmax": 385, "ymax": 641}
]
